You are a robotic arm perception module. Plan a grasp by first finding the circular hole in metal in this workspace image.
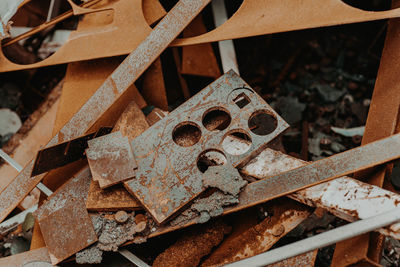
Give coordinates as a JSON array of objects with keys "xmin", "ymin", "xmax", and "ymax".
[
  {"xmin": 222, "ymin": 130, "xmax": 252, "ymax": 156},
  {"xmin": 197, "ymin": 149, "xmax": 227, "ymax": 173},
  {"xmin": 248, "ymin": 110, "xmax": 278, "ymax": 136},
  {"xmin": 172, "ymin": 122, "xmax": 202, "ymax": 147},
  {"xmin": 202, "ymin": 107, "xmax": 231, "ymax": 131}
]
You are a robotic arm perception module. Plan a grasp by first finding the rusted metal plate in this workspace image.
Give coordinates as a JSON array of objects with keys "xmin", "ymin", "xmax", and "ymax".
[
  {"xmin": 172, "ymin": 0, "xmax": 400, "ymax": 47},
  {"xmin": 87, "ymin": 131, "xmax": 137, "ymax": 188},
  {"xmin": 202, "ymin": 199, "xmax": 312, "ymax": 266},
  {"xmin": 0, "ymin": 0, "xmax": 165, "ymax": 72},
  {"xmin": 125, "ymin": 70, "xmax": 289, "ymax": 224},
  {"xmin": 0, "ymin": 0, "xmax": 210, "ymax": 223},
  {"xmin": 181, "ymin": 15, "xmax": 221, "ymax": 78},
  {"xmin": 86, "ymin": 181, "xmax": 141, "ymax": 211},
  {"xmin": 34, "ymin": 168, "xmax": 96, "ymax": 265},
  {"xmin": 141, "ymin": 57, "xmax": 168, "ymax": 111},
  {"xmin": 0, "ymin": 247, "xmax": 51, "ymax": 267},
  {"xmin": 31, "ymin": 127, "xmax": 112, "ymax": 176}
]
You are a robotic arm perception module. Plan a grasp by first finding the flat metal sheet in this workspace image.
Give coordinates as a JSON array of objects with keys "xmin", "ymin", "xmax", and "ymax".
[
  {"xmin": 86, "ymin": 181, "xmax": 141, "ymax": 211},
  {"xmin": 39, "ymin": 199, "xmax": 97, "ymax": 265},
  {"xmin": 0, "ymin": 247, "xmax": 51, "ymax": 267},
  {"xmin": 125, "ymin": 70, "xmax": 289, "ymax": 224},
  {"xmin": 34, "ymin": 168, "xmax": 96, "ymax": 265},
  {"xmin": 31, "ymin": 127, "xmax": 112, "ymax": 176},
  {"xmin": 87, "ymin": 131, "xmax": 137, "ymax": 188}
]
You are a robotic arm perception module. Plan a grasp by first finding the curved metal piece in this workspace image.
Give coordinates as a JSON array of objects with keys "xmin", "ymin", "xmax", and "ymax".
[
  {"xmin": 171, "ymin": 0, "xmax": 400, "ymax": 46},
  {"xmin": 0, "ymin": 0, "xmax": 156, "ymax": 72}
]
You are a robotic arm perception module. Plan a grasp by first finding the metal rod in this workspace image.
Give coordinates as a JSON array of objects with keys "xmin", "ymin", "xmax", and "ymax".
[
  {"xmin": 226, "ymin": 207, "xmax": 400, "ymax": 267},
  {"xmin": 119, "ymin": 249, "xmax": 150, "ymax": 267},
  {"xmin": 46, "ymin": 0, "xmax": 56, "ymax": 22},
  {"xmin": 211, "ymin": 0, "xmax": 240, "ymax": 74},
  {"xmin": 0, "ymin": 204, "xmax": 38, "ymax": 234},
  {"xmin": 0, "ymin": 149, "xmax": 52, "ymax": 197}
]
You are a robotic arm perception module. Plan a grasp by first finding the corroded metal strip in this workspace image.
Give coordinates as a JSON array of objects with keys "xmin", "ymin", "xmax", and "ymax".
[
  {"xmin": 243, "ymin": 148, "xmax": 400, "ymax": 239},
  {"xmin": 232, "ymin": 133, "xmax": 400, "ymax": 212},
  {"xmin": 0, "ymin": 0, "xmax": 211, "ymax": 223},
  {"xmin": 125, "ymin": 71, "xmax": 289, "ymax": 224}
]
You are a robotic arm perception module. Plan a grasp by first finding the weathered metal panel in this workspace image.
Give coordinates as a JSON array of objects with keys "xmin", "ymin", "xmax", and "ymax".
[{"xmin": 125, "ymin": 70, "xmax": 289, "ymax": 224}]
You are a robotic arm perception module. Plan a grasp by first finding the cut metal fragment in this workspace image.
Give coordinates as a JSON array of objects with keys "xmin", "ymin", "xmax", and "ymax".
[
  {"xmin": 125, "ymin": 71, "xmax": 289, "ymax": 224},
  {"xmin": 31, "ymin": 127, "xmax": 112, "ymax": 176},
  {"xmin": 87, "ymin": 131, "xmax": 136, "ymax": 188}
]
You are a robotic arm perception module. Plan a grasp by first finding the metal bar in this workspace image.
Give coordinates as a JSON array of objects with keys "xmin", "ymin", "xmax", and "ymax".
[
  {"xmin": 226, "ymin": 207, "xmax": 400, "ymax": 267},
  {"xmin": 232, "ymin": 133, "xmax": 400, "ymax": 212},
  {"xmin": 0, "ymin": 149, "xmax": 53, "ymax": 197},
  {"xmin": 211, "ymin": 0, "xmax": 240, "ymax": 74},
  {"xmin": 46, "ymin": 0, "xmax": 56, "ymax": 22},
  {"xmin": 0, "ymin": 0, "xmax": 211, "ymax": 223},
  {"xmin": 119, "ymin": 249, "xmax": 150, "ymax": 267}
]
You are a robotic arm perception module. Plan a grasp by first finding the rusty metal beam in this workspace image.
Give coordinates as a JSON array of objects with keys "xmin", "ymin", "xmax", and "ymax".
[
  {"xmin": 232, "ymin": 133, "xmax": 400, "ymax": 213},
  {"xmin": 0, "ymin": 0, "xmax": 211, "ymax": 223}
]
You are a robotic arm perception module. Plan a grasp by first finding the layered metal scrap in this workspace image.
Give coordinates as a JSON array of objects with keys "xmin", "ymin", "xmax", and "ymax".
[{"xmin": 1, "ymin": 0, "xmax": 400, "ymax": 266}]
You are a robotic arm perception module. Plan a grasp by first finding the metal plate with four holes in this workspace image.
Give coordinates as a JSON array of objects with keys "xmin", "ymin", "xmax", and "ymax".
[{"xmin": 124, "ymin": 70, "xmax": 289, "ymax": 224}]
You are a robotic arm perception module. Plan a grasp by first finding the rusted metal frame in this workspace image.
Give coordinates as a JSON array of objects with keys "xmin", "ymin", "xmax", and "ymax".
[
  {"xmin": 171, "ymin": 0, "xmax": 400, "ymax": 47},
  {"xmin": 227, "ymin": 207, "xmax": 400, "ymax": 267},
  {"xmin": 332, "ymin": 0, "xmax": 400, "ymax": 265},
  {"xmin": 0, "ymin": 0, "xmax": 211, "ymax": 223}
]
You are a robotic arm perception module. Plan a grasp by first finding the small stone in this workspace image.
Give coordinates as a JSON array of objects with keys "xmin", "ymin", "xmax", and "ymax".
[
  {"xmin": 134, "ymin": 214, "xmax": 146, "ymax": 224},
  {"xmin": 272, "ymin": 225, "xmax": 285, "ymax": 237},
  {"xmin": 114, "ymin": 211, "xmax": 128, "ymax": 224},
  {"xmin": 134, "ymin": 221, "xmax": 147, "ymax": 233}
]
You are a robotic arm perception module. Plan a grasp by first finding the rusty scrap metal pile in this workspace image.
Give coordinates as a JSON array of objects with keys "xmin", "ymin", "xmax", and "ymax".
[{"xmin": 1, "ymin": 0, "xmax": 400, "ymax": 266}]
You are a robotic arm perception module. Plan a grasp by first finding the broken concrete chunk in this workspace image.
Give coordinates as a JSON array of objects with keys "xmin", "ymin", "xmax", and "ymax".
[
  {"xmin": 76, "ymin": 245, "xmax": 103, "ymax": 264},
  {"xmin": 202, "ymin": 165, "xmax": 247, "ymax": 196}
]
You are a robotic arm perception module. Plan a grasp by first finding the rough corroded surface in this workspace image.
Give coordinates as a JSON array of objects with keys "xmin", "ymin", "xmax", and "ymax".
[
  {"xmin": 76, "ymin": 245, "xmax": 103, "ymax": 264},
  {"xmin": 87, "ymin": 132, "xmax": 137, "ymax": 188},
  {"xmin": 152, "ymin": 221, "xmax": 231, "ymax": 267},
  {"xmin": 202, "ymin": 165, "xmax": 247, "ymax": 196},
  {"xmin": 125, "ymin": 71, "xmax": 288, "ymax": 224}
]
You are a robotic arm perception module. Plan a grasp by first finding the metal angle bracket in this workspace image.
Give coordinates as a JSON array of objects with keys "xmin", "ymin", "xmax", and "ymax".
[{"xmin": 124, "ymin": 70, "xmax": 289, "ymax": 224}]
